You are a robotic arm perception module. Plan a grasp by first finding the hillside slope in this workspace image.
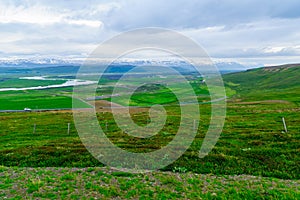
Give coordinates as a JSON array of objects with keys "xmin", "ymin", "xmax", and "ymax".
[{"xmin": 223, "ymin": 64, "xmax": 300, "ymax": 104}]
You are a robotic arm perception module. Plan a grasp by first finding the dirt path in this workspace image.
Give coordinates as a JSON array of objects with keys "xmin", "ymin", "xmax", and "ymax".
[{"xmin": 234, "ymin": 100, "xmax": 291, "ymax": 105}]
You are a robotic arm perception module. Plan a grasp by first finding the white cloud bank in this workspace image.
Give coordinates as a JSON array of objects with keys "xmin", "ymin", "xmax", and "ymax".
[{"xmin": 1, "ymin": 0, "xmax": 300, "ymax": 66}]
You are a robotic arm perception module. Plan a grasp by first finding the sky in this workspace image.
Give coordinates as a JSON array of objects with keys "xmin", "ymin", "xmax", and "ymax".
[{"xmin": 1, "ymin": 0, "xmax": 300, "ymax": 66}]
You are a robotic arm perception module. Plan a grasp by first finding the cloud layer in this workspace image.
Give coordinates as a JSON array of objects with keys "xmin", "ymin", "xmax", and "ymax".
[{"xmin": 1, "ymin": 0, "xmax": 300, "ymax": 65}]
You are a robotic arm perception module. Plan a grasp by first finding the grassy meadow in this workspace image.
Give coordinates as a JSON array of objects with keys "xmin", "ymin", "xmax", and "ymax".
[
  {"xmin": 0, "ymin": 78, "xmax": 65, "ymax": 88},
  {"xmin": 0, "ymin": 79, "xmax": 91, "ymax": 110},
  {"xmin": 0, "ymin": 90, "xmax": 90, "ymax": 110},
  {"xmin": 0, "ymin": 65, "xmax": 299, "ymax": 199}
]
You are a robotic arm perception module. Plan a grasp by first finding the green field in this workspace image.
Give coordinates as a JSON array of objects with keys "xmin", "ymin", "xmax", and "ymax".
[
  {"xmin": 0, "ymin": 65, "xmax": 299, "ymax": 199},
  {"xmin": 0, "ymin": 75, "xmax": 212, "ymax": 109},
  {"xmin": 0, "ymin": 78, "xmax": 91, "ymax": 110},
  {"xmin": 97, "ymin": 75, "xmax": 213, "ymax": 106},
  {"xmin": 0, "ymin": 90, "xmax": 91, "ymax": 110},
  {"xmin": 0, "ymin": 78, "xmax": 65, "ymax": 88},
  {"xmin": 0, "ymin": 101, "xmax": 299, "ymax": 198},
  {"xmin": 0, "ymin": 102, "xmax": 299, "ymax": 177}
]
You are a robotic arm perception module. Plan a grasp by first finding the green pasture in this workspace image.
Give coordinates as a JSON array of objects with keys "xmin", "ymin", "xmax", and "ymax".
[
  {"xmin": 0, "ymin": 89, "xmax": 90, "ymax": 110},
  {"xmin": 0, "ymin": 78, "xmax": 65, "ymax": 88}
]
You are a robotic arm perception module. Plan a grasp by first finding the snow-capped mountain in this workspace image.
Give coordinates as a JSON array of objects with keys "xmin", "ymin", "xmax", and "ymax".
[{"xmin": 0, "ymin": 57, "xmax": 259, "ymax": 72}]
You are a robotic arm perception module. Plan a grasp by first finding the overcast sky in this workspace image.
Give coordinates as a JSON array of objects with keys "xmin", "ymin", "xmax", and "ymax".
[{"xmin": 1, "ymin": 0, "xmax": 300, "ymax": 66}]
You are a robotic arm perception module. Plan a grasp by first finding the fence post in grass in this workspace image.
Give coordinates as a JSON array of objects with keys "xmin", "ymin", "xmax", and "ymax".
[
  {"xmin": 193, "ymin": 119, "xmax": 196, "ymax": 132},
  {"xmin": 33, "ymin": 123, "xmax": 36, "ymax": 134},
  {"xmin": 67, "ymin": 123, "xmax": 70, "ymax": 135},
  {"xmin": 282, "ymin": 117, "xmax": 288, "ymax": 133}
]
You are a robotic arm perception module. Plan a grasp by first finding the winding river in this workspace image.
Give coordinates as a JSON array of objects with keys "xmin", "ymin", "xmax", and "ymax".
[{"xmin": 0, "ymin": 76, "xmax": 96, "ymax": 92}]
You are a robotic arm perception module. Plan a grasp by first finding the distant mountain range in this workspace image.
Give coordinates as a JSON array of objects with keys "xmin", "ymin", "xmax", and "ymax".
[
  {"xmin": 0, "ymin": 58, "xmax": 254, "ymax": 74},
  {"xmin": 0, "ymin": 58, "xmax": 79, "ymax": 68}
]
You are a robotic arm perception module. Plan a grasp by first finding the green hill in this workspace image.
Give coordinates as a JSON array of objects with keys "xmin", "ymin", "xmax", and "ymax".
[{"xmin": 223, "ymin": 64, "xmax": 300, "ymax": 105}]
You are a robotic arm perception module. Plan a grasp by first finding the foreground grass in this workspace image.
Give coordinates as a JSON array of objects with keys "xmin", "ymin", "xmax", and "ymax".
[
  {"xmin": 0, "ymin": 101, "xmax": 299, "ymax": 179},
  {"xmin": 0, "ymin": 166, "xmax": 299, "ymax": 199}
]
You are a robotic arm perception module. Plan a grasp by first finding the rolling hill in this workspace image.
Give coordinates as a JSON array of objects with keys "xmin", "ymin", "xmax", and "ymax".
[{"xmin": 223, "ymin": 64, "xmax": 300, "ymax": 105}]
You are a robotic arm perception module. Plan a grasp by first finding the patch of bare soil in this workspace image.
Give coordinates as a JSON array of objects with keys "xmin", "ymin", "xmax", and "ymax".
[
  {"xmin": 94, "ymin": 100, "xmax": 150, "ymax": 114},
  {"xmin": 234, "ymin": 100, "xmax": 291, "ymax": 105}
]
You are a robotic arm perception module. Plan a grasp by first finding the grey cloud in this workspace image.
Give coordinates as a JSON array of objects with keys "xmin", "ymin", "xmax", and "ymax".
[
  {"xmin": 99, "ymin": 0, "xmax": 300, "ymax": 30},
  {"xmin": 1, "ymin": 0, "xmax": 300, "ymax": 66}
]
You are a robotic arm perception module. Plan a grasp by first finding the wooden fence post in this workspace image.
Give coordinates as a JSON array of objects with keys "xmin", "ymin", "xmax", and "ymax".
[
  {"xmin": 33, "ymin": 124, "xmax": 36, "ymax": 134},
  {"xmin": 282, "ymin": 117, "xmax": 288, "ymax": 133},
  {"xmin": 67, "ymin": 123, "xmax": 70, "ymax": 135}
]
